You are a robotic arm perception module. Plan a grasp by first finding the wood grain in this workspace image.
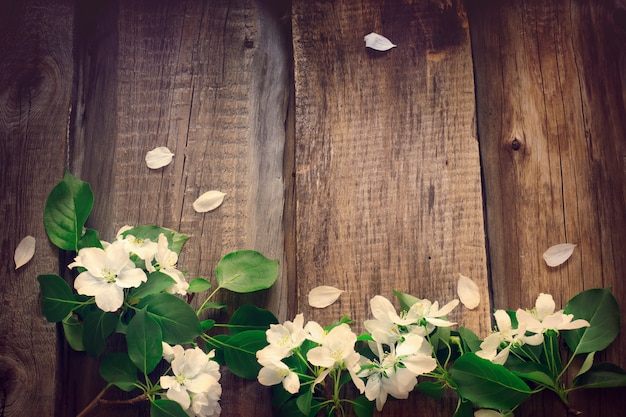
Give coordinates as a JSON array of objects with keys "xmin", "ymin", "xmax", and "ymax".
[
  {"xmin": 67, "ymin": 0, "xmax": 290, "ymax": 415},
  {"xmin": 468, "ymin": 0, "xmax": 626, "ymax": 415},
  {"xmin": 0, "ymin": 1, "xmax": 74, "ymax": 416},
  {"xmin": 292, "ymin": 0, "xmax": 490, "ymax": 414}
]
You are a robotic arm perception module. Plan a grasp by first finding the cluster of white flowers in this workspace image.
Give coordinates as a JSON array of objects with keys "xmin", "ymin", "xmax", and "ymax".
[
  {"xmin": 67, "ymin": 227, "xmax": 188, "ymax": 312},
  {"xmin": 160, "ymin": 343, "xmax": 222, "ymax": 417},
  {"xmin": 256, "ymin": 295, "xmax": 459, "ymax": 412},
  {"xmin": 256, "ymin": 313, "xmax": 365, "ymax": 395},
  {"xmin": 476, "ymin": 293, "xmax": 590, "ymax": 364},
  {"xmin": 359, "ymin": 295, "xmax": 458, "ymax": 411}
]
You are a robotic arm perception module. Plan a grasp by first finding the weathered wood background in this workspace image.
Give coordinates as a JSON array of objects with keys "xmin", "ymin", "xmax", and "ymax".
[{"xmin": 1, "ymin": 0, "xmax": 625, "ymax": 416}]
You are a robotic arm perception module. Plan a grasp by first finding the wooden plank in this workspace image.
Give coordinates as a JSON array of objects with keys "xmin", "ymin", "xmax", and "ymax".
[
  {"xmin": 292, "ymin": 0, "xmax": 490, "ymax": 414},
  {"xmin": 468, "ymin": 0, "xmax": 626, "ymax": 415},
  {"xmin": 0, "ymin": 0, "xmax": 75, "ymax": 416},
  {"xmin": 66, "ymin": 0, "xmax": 289, "ymax": 415}
]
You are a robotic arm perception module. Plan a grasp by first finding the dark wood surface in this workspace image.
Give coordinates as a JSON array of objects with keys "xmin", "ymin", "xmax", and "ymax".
[{"xmin": 1, "ymin": 0, "xmax": 625, "ymax": 415}]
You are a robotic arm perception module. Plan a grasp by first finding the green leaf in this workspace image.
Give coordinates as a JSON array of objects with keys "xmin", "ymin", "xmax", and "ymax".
[
  {"xmin": 353, "ymin": 394, "xmax": 374, "ymax": 417},
  {"xmin": 78, "ymin": 228, "xmax": 102, "ymax": 250},
  {"xmin": 99, "ymin": 352, "xmax": 140, "ymax": 391},
  {"xmin": 129, "ymin": 271, "xmax": 176, "ymax": 300},
  {"xmin": 415, "ymin": 381, "xmax": 445, "ymax": 398},
  {"xmin": 457, "ymin": 327, "xmax": 482, "ymax": 353},
  {"xmin": 127, "ymin": 309, "xmax": 163, "ymax": 374},
  {"xmin": 563, "ymin": 288, "xmax": 621, "ymax": 354},
  {"xmin": 37, "ymin": 274, "xmax": 79, "ymax": 322},
  {"xmin": 62, "ymin": 313, "xmax": 84, "ymax": 351},
  {"xmin": 188, "ymin": 278, "xmax": 211, "ymax": 293},
  {"xmin": 82, "ymin": 308, "xmax": 118, "ymax": 357},
  {"xmin": 277, "ymin": 398, "xmax": 308, "ymax": 417},
  {"xmin": 215, "ymin": 250, "xmax": 279, "ymax": 293},
  {"xmin": 43, "ymin": 171, "xmax": 93, "ymax": 251},
  {"xmin": 228, "ymin": 304, "xmax": 278, "ymax": 335},
  {"xmin": 296, "ymin": 389, "xmax": 313, "ymax": 416},
  {"xmin": 201, "ymin": 319, "xmax": 216, "ymax": 331},
  {"xmin": 449, "ymin": 353, "xmax": 531, "ymax": 410},
  {"xmin": 575, "ymin": 352, "xmax": 596, "ymax": 378},
  {"xmin": 223, "ymin": 330, "xmax": 267, "ymax": 379},
  {"xmin": 573, "ymin": 363, "xmax": 626, "ymax": 389},
  {"xmin": 204, "ymin": 334, "xmax": 229, "ymax": 365},
  {"xmin": 452, "ymin": 399, "xmax": 474, "ymax": 417},
  {"xmin": 150, "ymin": 399, "xmax": 189, "ymax": 417},
  {"xmin": 137, "ymin": 293, "xmax": 202, "ymax": 344},
  {"xmin": 393, "ymin": 289, "xmax": 420, "ymax": 311},
  {"xmin": 505, "ymin": 360, "xmax": 556, "ymax": 388},
  {"xmin": 121, "ymin": 225, "xmax": 189, "ymax": 255},
  {"xmin": 197, "ymin": 301, "xmax": 227, "ymax": 314}
]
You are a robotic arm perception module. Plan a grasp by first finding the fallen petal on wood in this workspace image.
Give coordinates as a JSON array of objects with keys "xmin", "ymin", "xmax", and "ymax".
[
  {"xmin": 457, "ymin": 273, "xmax": 480, "ymax": 309},
  {"xmin": 543, "ymin": 243, "xmax": 576, "ymax": 267},
  {"xmin": 308, "ymin": 285, "xmax": 344, "ymax": 308},
  {"xmin": 364, "ymin": 32, "xmax": 397, "ymax": 51},
  {"xmin": 193, "ymin": 190, "xmax": 226, "ymax": 213},
  {"xmin": 145, "ymin": 146, "xmax": 175, "ymax": 169},
  {"xmin": 15, "ymin": 235, "xmax": 36, "ymax": 269}
]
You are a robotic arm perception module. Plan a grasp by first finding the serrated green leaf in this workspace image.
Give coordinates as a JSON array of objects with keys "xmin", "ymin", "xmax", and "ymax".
[
  {"xmin": 43, "ymin": 171, "xmax": 93, "ymax": 252},
  {"xmin": 137, "ymin": 293, "xmax": 201, "ymax": 344},
  {"xmin": 573, "ymin": 363, "xmax": 626, "ymax": 389},
  {"xmin": 563, "ymin": 288, "xmax": 621, "ymax": 355},
  {"xmin": 228, "ymin": 304, "xmax": 278, "ymax": 335},
  {"xmin": 449, "ymin": 353, "xmax": 531, "ymax": 410},
  {"xmin": 188, "ymin": 278, "xmax": 211, "ymax": 293},
  {"xmin": 150, "ymin": 399, "xmax": 189, "ymax": 417},
  {"xmin": 127, "ymin": 308, "xmax": 163, "ymax": 374},
  {"xmin": 575, "ymin": 352, "xmax": 596, "ymax": 378},
  {"xmin": 121, "ymin": 225, "xmax": 189, "ymax": 255},
  {"xmin": 99, "ymin": 352, "xmax": 140, "ymax": 391},
  {"xmin": 223, "ymin": 330, "xmax": 267, "ymax": 379},
  {"xmin": 215, "ymin": 250, "xmax": 279, "ymax": 293},
  {"xmin": 37, "ymin": 274, "xmax": 79, "ymax": 322}
]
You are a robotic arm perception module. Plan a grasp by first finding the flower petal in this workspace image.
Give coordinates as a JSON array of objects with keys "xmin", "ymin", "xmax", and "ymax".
[
  {"xmin": 193, "ymin": 190, "xmax": 226, "ymax": 213},
  {"xmin": 14, "ymin": 235, "xmax": 36, "ymax": 269},
  {"xmin": 145, "ymin": 146, "xmax": 175, "ymax": 169},
  {"xmin": 457, "ymin": 274, "xmax": 480, "ymax": 309},
  {"xmin": 543, "ymin": 243, "xmax": 576, "ymax": 267},
  {"xmin": 308, "ymin": 285, "xmax": 344, "ymax": 308},
  {"xmin": 364, "ymin": 32, "xmax": 397, "ymax": 51}
]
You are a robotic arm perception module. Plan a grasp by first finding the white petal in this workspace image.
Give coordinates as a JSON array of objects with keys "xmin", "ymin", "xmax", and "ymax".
[
  {"xmin": 364, "ymin": 32, "xmax": 397, "ymax": 51},
  {"xmin": 543, "ymin": 243, "xmax": 576, "ymax": 267},
  {"xmin": 14, "ymin": 235, "xmax": 36, "ymax": 269},
  {"xmin": 193, "ymin": 190, "xmax": 226, "ymax": 213},
  {"xmin": 145, "ymin": 146, "xmax": 175, "ymax": 169},
  {"xmin": 308, "ymin": 285, "xmax": 344, "ymax": 308},
  {"xmin": 457, "ymin": 274, "xmax": 480, "ymax": 309}
]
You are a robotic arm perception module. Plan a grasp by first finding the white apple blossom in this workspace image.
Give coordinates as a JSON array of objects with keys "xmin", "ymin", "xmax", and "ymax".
[
  {"xmin": 265, "ymin": 313, "xmax": 308, "ymax": 352},
  {"xmin": 476, "ymin": 310, "xmax": 543, "ymax": 365},
  {"xmin": 146, "ymin": 234, "xmax": 189, "ymax": 295},
  {"xmin": 359, "ymin": 335, "xmax": 437, "ymax": 411},
  {"xmin": 69, "ymin": 240, "xmax": 147, "ymax": 312},
  {"xmin": 256, "ymin": 356, "xmax": 300, "ymax": 394},
  {"xmin": 516, "ymin": 293, "xmax": 590, "ymax": 334},
  {"xmin": 305, "ymin": 321, "xmax": 365, "ymax": 393},
  {"xmin": 115, "ymin": 226, "xmax": 159, "ymax": 260},
  {"xmin": 160, "ymin": 345, "xmax": 221, "ymax": 416}
]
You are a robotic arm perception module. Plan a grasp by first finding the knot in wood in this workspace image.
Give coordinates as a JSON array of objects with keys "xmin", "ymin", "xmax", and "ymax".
[{"xmin": 511, "ymin": 138, "xmax": 522, "ymax": 151}]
